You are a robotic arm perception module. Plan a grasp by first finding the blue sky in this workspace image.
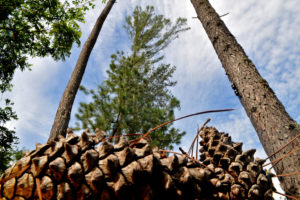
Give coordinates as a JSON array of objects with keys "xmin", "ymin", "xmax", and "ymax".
[{"xmin": 6, "ymin": 0, "xmax": 299, "ymax": 197}]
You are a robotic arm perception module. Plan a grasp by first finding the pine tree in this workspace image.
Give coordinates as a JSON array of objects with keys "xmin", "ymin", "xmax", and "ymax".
[
  {"xmin": 190, "ymin": 0, "xmax": 300, "ymax": 197},
  {"xmin": 74, "ymin": 6, "xmax": 189, "ymax": 149}
]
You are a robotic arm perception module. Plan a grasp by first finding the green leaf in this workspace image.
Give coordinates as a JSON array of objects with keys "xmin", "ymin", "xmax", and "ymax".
[{"xmin": 0, "ymin": 0, "xmax": 97, "ymax": 172}]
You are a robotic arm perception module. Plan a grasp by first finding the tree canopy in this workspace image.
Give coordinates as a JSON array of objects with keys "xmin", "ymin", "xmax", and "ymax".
[
  {"xmin": 0, "ymin": 0, "xmax": 97, "ymax": 88},
  {"xmin": 74, "ymin": 6, "xmax": 189, "ymax": 149},
  {"xmin": 0, "ymin": 145, "xmax": 23, "ymax": 174},
  {"xmin": 0, "ymin": 0, "xmax": 97, "ymax": 172}
]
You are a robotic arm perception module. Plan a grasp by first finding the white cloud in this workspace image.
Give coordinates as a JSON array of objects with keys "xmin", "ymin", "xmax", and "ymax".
[
  {"xmin": 6, "ymin": 1, "xmax": 299, "ymax": 198},
  {"xmin": 9, "ymin": 57, "xmax": 62, "ymax": 148}
]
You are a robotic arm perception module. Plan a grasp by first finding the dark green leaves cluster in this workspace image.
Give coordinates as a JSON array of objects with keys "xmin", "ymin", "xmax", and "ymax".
[
  {"xmin": 0, "ymin": 99, "xmax": 17, "ymax": 148},
  {"xmin": 0, "ymin": 146, "xmax": 24, "ymax": 174},
  {"xmin": 0, "ymin": 97, "xmax": 20, "ymax": 173},
  {"xmin": 0, "ymin": 0, "xmax": 96, "ymax": 172},
  {"xmin": 0, "ymin": 97, "xmax": 19, "ymax": 173},
  {"xmin": 0, "ymin": 0, "xmax": 96, "ymax": 87},
  {"xmin": 75, "ymin": 6, "xmax": 189, "ymax": 149}
]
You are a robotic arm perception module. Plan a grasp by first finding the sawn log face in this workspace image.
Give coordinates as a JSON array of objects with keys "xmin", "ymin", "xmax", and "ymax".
[{"xmin": 0, "ymin": 127, "xmax": 275, "ymax": 199}]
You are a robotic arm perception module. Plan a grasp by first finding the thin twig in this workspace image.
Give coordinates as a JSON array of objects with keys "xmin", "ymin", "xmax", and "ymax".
[
  {"xmin": 267, "ymin": 135, "xmax": 300, "ymax": 170},
  {"xmin": 273, "ymin": 191, "xmax": 300, "ymax": 200},
  {"xmin": 128, "ymin": 136, "xmax": 151, "ymax": 144},
  {"xmin": 159, "ymin": 149, "xmax": 212, "ymax": 171},
  {"xmin": 263, "ymin": 146, "xmax": 300, "ymax": 167},
  {"xmin": 135, "ymin": 109, "xmax": 234, "ymax": 145},
  {"xmin": 219, "ymin": 13, "xmax": 229, "ymax": 17},
  {"xmin": 196, "ymin": 124, "xmax": 199, "ymax": 160},
  {"xmin": 179, "ymin": 147, "xmax": 188, "ymax": 155},
  {"xmin": 273, "ymin": 171, "xmax": 300, "ymax": 178},
  {"xmin": 268, "ymin": 159, "xmax": 281, "ymax": 171},
  {"xmin": 188, "ymin": 118, "xmax": 211, "ymax": 156},
  {"xmin": 265, "ymin": 133, "xmax": 300, "ymax": 161},
  {"xmin": 191, "ymin": 143, "xmax": 194, "ymax": 158},
  {"xmin": 188, "ymin": 126, "xmax": 198, "ymax": 156},
  {"xmin": 103, "ymin": 133, "xmax": 144, "ymax": 141}
]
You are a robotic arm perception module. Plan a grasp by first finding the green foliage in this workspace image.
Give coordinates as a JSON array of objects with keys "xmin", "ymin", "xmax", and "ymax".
[
  {"xmin": 0, "ymin": 147, "xmax": 25, "ymax": 175},
  {"xmin": 0, "ymin": 98, "xmax": 18, "ymax": 148},
  {"xmin": 0, "ymin": 0, "xmax": 97, "ymax": 171},
  {"xmin": 0, "ymin": 82, "xmax": 18, "ymax": 174},
  {"xmin": 0, "ymin": 91, "xmax": 19, "ymax": 174},
  {"xmin": 75, "ymin": 6, "xmax": 189, "ymax": 149},
  {"xmin": 0, "ymin": 0, "xmax": 96, "ymax": 87},
  {"xmin": 0, "ymin": 143, "xmax": 24, "ymax": 174}
]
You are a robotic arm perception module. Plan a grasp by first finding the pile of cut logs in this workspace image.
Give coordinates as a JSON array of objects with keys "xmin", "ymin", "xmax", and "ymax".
[{"xmin": 0, "ymin": 127, "xmax": 275, "ymax": 199}]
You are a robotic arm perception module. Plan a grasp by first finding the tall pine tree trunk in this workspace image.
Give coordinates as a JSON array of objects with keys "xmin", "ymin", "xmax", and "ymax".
[
  {"xmin": 190, "ymin": 0, "xmax": 300, "ymax": 197},
  {"xmin": 48, "ymin": 0, "xmax": 116, "ymax": 142}
]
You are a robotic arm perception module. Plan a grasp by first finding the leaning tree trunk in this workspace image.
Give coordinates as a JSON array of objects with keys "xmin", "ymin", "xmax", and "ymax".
[
  {"xmin": 48, "ymin": 0, "xmax": 116, "ymax": 142},
  {"xmin": 190, "ymin": 0, "xmax": 300, "ymax": 197}
]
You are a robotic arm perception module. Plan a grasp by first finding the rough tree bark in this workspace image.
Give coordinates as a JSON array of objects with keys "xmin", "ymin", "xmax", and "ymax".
[
  {"xmin": 48, "ymin": 0, "xmax": 116, "ymax": 142},
  {"xmin": 190, "ymin": 0, "xmax": 300, "ymax": 197}
]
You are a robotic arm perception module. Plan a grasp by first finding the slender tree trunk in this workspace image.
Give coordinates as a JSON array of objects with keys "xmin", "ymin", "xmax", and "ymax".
[
  {"xmin": 48, "ymin": 0, "xmax": 116, "ymax": 142},
  {"xmin": 190, "ymin": 0, "xmax": 300, "ymax": 197},
  {"xmin": 111, "ymin": 112, "xmax": 121, "ymax": 143}
]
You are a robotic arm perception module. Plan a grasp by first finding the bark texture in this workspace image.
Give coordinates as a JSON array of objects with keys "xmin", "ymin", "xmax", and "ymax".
[
  {"xmin": 48, "ymin": 0, "xmax": 116, "ymax": 142},
  {"xmin": 190, "ymin": 0, "xmax": 300, "ymax": 197},
  {"xmin": 0, "ymin": 127, "xmax": 275, "ymax": 199}
]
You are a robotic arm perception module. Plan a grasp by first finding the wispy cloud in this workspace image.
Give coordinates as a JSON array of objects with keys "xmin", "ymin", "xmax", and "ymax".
[
  {"xmin": 9, "ymin": 57, "xmax": 62, "ymax": 145},
  {"xmin": 7, "ymin": 1, "xmax": 299, "ymax": 197}
]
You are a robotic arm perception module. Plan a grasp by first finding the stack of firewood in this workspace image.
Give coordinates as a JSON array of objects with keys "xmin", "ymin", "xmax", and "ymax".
[
  {"xmin": 0, "ymin": 127, "xmax": 275, "ymax": 199},
  {"xmin": 198, "ymin": 127, "xmax": 275, "ymax": 199}
]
